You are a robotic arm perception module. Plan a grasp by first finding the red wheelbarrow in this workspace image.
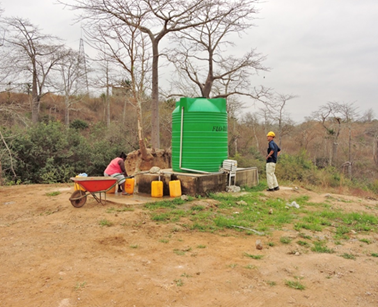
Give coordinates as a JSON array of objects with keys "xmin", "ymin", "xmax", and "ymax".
[{"xmin": 69, "ymin": 176, "xmax": 118, "ymax": 208}]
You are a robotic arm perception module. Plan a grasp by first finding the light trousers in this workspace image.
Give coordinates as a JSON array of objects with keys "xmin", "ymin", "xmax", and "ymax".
[{"xmin": 266, "ymin": 162, "xmax": 278, "ymax": 189}]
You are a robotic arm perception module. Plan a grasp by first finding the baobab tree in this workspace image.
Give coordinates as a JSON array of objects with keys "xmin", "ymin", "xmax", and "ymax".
[
  {"xmin": 312, "ymin": 102, "xmax": 342, "ymax": 167},
  {"xmin": 312, "ymin": 101, "xmax": 358, "ymax": 170},
  {"xmin": 167, "ymin": 0, "xmax": 269, "ymax": 102},
  {"xmin": 1, "ymin": 17, "xmax": 67, "ymax": 123},
  {"xmin": 58, "ymin": 0, "xmax": 248, "ymax": 149},
  {"xmin": 93, "ymin": 56, "xmax": 116, "ymax": 127},
  {"xmin": 365, "ymin": 122, "xmax": 378, "ymax": 167},
  {"xmin": 336, "ymin": 101, "xmax": 358, "ymax": 178},
  {"xmin": 84, "ymin": 13, "xmax": 153, "ymax": 164},
  {"xmin": 53, "ymin": 48, "xmax": 89, "ymax": 127},
  {"xmin": 264, "ymin": 93, "xmax": 297, "ymax": 147},
  {"xmin": 359, "ymin": 108, "xmax": 375, "ymax": 123}
]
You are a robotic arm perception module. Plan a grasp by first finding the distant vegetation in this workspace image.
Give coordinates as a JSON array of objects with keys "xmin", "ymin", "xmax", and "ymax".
[
  {"xmin": 1, "ymin": 2, "xmax": 377, "ymax": 196},
  {"xmin": 0, "ymin": 91, "xmax": 378, "ymax": 197}
]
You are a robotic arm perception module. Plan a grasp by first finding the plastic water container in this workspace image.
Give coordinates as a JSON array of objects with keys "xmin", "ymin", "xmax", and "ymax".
[
  {"xmin": 106, "ymin": 183, "xmax": 116, "ymax": 194},
  {"xmin": 74, "ymin": 176, "xmax": 86, "ymax": 191},
  {"xmin": 125, "ymin": 178, "xmax": 135, "ymax": 194},
  {"xmin": 151, "ymin": 181, "xmax": 163, "ymax": 197},
  {"xmin": 172, "ymin": 97, "xmax": 228, "ymax": 172},
  {"xmin": 169, "ymin": 180, "xmax": 182, "ymax": 197}
]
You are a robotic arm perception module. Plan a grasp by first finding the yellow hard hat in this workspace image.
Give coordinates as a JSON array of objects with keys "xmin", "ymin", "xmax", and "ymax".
[{"xmin": 267, "ymin": 131, "xmax": 275, "ymax": 137}]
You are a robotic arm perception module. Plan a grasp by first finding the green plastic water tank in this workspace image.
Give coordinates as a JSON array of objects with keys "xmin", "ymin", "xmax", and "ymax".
[{"xmin": 172, "ymin": 97, "xmax": 228, "ymax": 173}]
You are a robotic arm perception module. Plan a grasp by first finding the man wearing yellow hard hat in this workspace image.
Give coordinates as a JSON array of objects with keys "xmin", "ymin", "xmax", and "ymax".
[{"xmin": 266, "ymin": 131, "xmax": 281, "ymax": 191}]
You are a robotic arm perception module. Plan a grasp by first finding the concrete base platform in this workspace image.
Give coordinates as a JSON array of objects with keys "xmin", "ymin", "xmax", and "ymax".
[
  {"xmin": 135, "ymin": 167, "xmax": 259, "ymax": 197},
  {"xmin": 104, "ymin": 191, "xmax": 170, "ymax": 206}
]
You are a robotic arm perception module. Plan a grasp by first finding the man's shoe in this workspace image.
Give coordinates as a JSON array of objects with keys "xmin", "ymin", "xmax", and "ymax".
[
  {"xmin": 266, "ymin": 188, "xmax": 275, "ymax": 192},
  {"xmin": 274, "ymin": 186, "xmax": 280, "ymax": 191}
]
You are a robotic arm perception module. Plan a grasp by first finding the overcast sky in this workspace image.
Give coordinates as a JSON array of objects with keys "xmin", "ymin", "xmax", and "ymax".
[{"xmin": 1, "ymin": 0, "xmax": 378, "ymax": 123}]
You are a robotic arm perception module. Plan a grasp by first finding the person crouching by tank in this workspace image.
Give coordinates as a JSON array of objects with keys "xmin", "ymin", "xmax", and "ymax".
[
  {"xmin": 104, "ymin": 152, "xmax": 128, "ymax": 195},
  {"xmin": 266, "ymin": 131, "xmax": 281, "ymax": 192}
]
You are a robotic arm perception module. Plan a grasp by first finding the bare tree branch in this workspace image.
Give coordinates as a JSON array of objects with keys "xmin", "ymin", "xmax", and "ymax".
[
  {"xmin": 263, "ymin": 93, "xmax": 297, "ymax": 147},
  {"xmin": 1, "ymin": 17, "xmax": 67, "ymax": 123},
  {"xmin": 166, "ymin": 0, "xmax": 269, "ymax": 104},
  {"xmin": 0, "ymin": 130, "xmax": 17, "ymax": 181},
  {"xmin": 58, "ymin": 0, "xmax": 234, "ymax": 148}
]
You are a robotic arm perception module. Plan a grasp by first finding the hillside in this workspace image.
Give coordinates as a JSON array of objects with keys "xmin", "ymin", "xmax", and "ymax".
[{"xmin": 1, "ymin": 91, "xmax": 378, "ymax": 188}]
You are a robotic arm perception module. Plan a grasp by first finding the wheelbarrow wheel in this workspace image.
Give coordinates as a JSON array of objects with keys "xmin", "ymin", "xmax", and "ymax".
[{"xmin": 69, "ymin": 190, "xmax": 87, "ymax": 208}]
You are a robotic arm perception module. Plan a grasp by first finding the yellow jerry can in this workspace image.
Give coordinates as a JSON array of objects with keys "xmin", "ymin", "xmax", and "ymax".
[
  {"xmin": 169, "ymin": 180, "xmax": 182, "ymax": 197},
  {"xmin": 106, "ymin": 184, "xmax": 116, "ymax": 194},
  {"xmin": 125, "ymin": 178, "xmax": 135, "ymax": 195},
  {"xmin": 151, "ymin": 181, "xmax": 163, "ymax": 198},
  {"xmin": 74, "ymin": 176, "xmax": 86, "ymax": 192}
]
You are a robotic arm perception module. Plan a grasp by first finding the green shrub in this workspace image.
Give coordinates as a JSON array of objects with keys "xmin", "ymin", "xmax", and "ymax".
[
  {"xmin": 70, "ymin": 119, "xmax": 89, "ymax": 130},
  {"xmin": 275, "ymin": 150, "xmax": 318, "ymax": 183},
  {"xmin": 230, "ymin": 151, "xmax": 265, "ymax": 171},
  {"xmin": 368, "ymin": 179, "xmax": 378, "ymax": 194},
  {"xmin": 5, "ymin": 121, "xmax": 132, "ymax": 183}
]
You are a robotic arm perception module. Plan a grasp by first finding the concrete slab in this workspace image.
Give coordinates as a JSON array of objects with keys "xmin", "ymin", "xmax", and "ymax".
[
  {"xmin": 103, "ymin": 192, "xmax": 170, "ymax": 206},
  {"xmin": 135, "ymin": 167, "xmax": 259, "ymax": 197}
]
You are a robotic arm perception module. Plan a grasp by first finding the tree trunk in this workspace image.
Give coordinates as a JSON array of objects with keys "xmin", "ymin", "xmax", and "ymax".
[
  {"xmin": 0, "ymin": 160, "xmax": 3, "ymax": 186},
  {"xmin": 324, "ymin": 138, "xmax": 331, "ymax": 166},
  {"xmin": 332, "ymin": 141, "xmax": 338, "ymax": 166},
  {"xmin": 64, "ymin": 97, "xmax": 70, "ymax": 127},
  {"xmin": 278, "ymin": 118, "xmax": 282, "ymax": 148},
  {"xmin": 233, "ymin": 119, "xmax": 237, "ymax": 155},
  {"xmin": 348, "ymin": 163, "xmax": 352, "ymax": 179},
  {"xmin": 31, "ymin": 97, "xmax": 40, "ymax": 123},
  {"xmin": 202, "ymin": 72, "xmax": 214, "ymax": 98},
  {"xmin": 136, "ymin": 99, "xmax": 153, "ymax": 162},
  {"xmin": 348, "ymin": 127, "xmax": 352, "ymax": 179},
  {"xmin": 151, "ymin": 40, "xmax": 160, "ymax": 149},
  {"xmin": 106, "ymin": 84, "xmax": 110, "ymax": 128},
  {"xmin": 31, "ymin": 66, "xmax": 39, "ymax": 123},
  {"xmin": 106, "ymin": 97, "xmax": 110, "ymax": 127},
  {"xmin": 0, "ymin": 130, "xmax": 17, "ymax": 182},
  {"xmin": 122, "ymin": 96, "xmax": 127, "ymax": 125},
  {"xmin": 253, "ymin": 125, "xmax": 259, "ymax": 152},
  {"xmin": 375, "ymin": 137, "xmax": 378, "ymax": 167}
]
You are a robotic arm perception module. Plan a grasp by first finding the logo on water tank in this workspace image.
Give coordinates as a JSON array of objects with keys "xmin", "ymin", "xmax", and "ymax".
[{"xmin": 212, "ymin": 125, "xmax": 227, "ymax": 132}]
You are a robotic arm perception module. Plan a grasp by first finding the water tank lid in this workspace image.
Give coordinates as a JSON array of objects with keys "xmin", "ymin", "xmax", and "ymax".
[{"xmin": 178, "ymin": 97, "xmax": 227, "ymax": 113}]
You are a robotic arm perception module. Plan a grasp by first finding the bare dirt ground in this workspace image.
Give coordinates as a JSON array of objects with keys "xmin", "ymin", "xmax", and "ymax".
[{"xmin": 1, "ymin": 183, "xmax": 378, "ymax": 307}]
